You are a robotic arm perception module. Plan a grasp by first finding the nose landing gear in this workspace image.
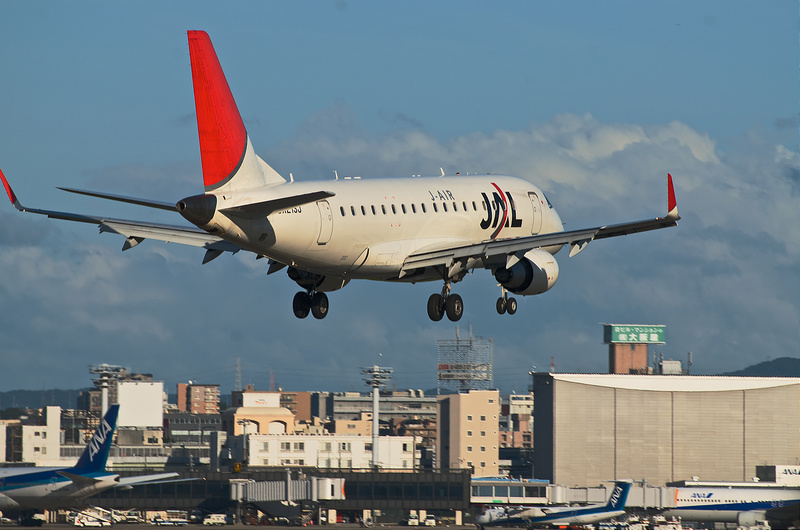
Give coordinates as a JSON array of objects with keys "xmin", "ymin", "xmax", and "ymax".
[{"xmin": 293, "ymin": 291, "xmax": 329, "ymax": 319}]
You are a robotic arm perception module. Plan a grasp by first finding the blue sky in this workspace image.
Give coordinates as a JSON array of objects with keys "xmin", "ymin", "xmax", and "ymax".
[{"xmin": 0, "ymin": 1, "xmax": 797, "ymax": 398}]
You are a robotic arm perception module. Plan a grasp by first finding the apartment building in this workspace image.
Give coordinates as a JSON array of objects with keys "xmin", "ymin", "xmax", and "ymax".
[{"xmin": 437, "ymin": 390, "xmax": 500, "ymax": 477}]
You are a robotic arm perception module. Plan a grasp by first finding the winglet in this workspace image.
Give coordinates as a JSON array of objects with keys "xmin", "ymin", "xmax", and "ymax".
[
  {"xmin": 667, "ymin": 173, "xmax": 679, "ymax": 220},
  {"xmin": 0, "ymin": 168, "xmax": 23, "ymax": 210}
]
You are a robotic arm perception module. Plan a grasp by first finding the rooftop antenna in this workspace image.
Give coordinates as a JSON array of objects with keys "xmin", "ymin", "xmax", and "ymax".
[
  {"xmin": 334, "ymin": 171, "xmax": 339, "ymax": 180},
  {"xmin": 235, "ymin": 357, "xmax": 242, "ymax": 392},
  {"xmin": 687, "ymin": 351, "xmax": 693, "ymax": 375}
]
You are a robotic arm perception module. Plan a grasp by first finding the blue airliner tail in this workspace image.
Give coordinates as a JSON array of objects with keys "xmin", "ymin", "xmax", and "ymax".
[
  {"xmin": 72, "ymin": 404, "xmax": 119, "ymax": 473},
  {"xmin": 606, "ymin": 481, "xmax": 632, "ymax": 511}
]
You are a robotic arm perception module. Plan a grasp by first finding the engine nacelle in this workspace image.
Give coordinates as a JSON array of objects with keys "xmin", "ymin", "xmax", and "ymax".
[
  {"xmin": 737, "ymin": 511, "xmax": 765, "ymax": 527},
  {"xmin": 494, "ymin": 249, "xmax": 559, "ymax": 296},
  {"xmin": 287, "ymin": 267, "xmax": 349, "ymax": 292}
]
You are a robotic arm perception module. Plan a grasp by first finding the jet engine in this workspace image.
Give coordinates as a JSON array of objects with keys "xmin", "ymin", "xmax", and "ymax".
[
  {"xmin": 494, "ymin": 249, "xmax": 559, "ymax": 296},
  {"xmin": 737, "ymin": 511, "xmax": 766, "ymax": 527},
  {"xmin": 287, "ymin": 267, "xmax": 349, "ymax": 292}
]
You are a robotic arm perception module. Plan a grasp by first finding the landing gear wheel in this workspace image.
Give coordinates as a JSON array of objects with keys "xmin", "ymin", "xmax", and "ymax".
[
  {"xmin": 445, "ymin": 293, "xmax": 464, "ymax": 322},
  {"xmin": 427, "ymin": 293, "xmax": 445, "ymax": 321},
  {"xmin": 310, "ymin": 292, "xmax": 329, "ymax": 320},
  {"xmin": 292, "ymin": 291, "xmax": 311, "ymax": 319},
  {"xmin": 496, "ymin": 297, "xmax": 507, "ymax": 315},
  {"xmin": 506, "ymin": 297, "xmax": 517, "ymax": 315}
]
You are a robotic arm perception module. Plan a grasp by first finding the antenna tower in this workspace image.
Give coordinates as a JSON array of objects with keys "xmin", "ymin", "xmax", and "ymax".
[{"xmin": 437, "ymin": 327, "xmax": 493, "ymax": 393}]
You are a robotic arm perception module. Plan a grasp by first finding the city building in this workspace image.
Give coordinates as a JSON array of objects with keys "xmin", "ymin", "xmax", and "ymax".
[
  {"xmin": 330, "ymin": 390, "xmax": 436, "ymax": 423},
  {"xmin": 176, "ymin": 383, "xmax": 220, "ymax": 414},
  {"xmin": 234, "ymin": 433, "xmax": 420, "ymax": 469},
  {"xmin": 222, "ymin": 391, "xmax": 295, "ymax": 436},
  {"xmin": 437, "ymin": 390, "xmax": 500, "ymax": 477},
  {"xmin": 530, "ymin": 372, "xmax": 800, "ymax": 487}
]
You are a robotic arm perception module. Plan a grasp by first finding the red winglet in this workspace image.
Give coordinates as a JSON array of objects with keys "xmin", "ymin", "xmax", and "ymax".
[
  {"xmin": 0, "ymin": 168, "xmax": 19, "ymax": 206},
  {"xmin": 188, "ymin": 30, "xmax": 248, "ymax": 191},
  {"xmin": 666, "ymin": 173, "xmax": 679, "ymax": 220}
]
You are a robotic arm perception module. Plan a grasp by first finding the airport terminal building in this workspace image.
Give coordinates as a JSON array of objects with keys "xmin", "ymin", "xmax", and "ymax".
[{"xmin": 531, "ymin": 373, "xmax": 800, "ymax": 487}]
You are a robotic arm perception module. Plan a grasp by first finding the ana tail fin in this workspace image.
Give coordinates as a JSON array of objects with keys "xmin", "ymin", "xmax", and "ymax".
[
  {"xmin": 187, "ymin": 30, "xmax": 285, "ymax": 193},
  {"xmin": 605, "ymin": 481, "xmax": 631, "ymax": 510},
  {"xmin": 72, "ymin": 404, "xmax": 119, "ymax": 473}
]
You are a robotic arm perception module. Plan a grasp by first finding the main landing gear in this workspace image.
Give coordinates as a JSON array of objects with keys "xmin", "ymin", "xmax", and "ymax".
[
  {"xmin": 495, "ymin": 287, "xmax": 517, "ymax": 315},
  {"xmin": 427, "ymin": 281, "xmax": 464, "ymax": 322},
  {"xmin": 293, "ymin": 291, "xmax": 329, "ymax": 320}
]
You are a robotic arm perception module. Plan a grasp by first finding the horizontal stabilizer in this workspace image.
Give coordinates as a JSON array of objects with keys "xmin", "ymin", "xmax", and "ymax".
[
  {"xmin": 58, "ymin": 187, "xmax": 177, "ymax": 212},
  {"xmin": 57, "ymin": 471, "xmax": 102, "ymax": 486},
  {"xmin": 220, "ymin": 191, "xmax": 335, "ymax": 218}
]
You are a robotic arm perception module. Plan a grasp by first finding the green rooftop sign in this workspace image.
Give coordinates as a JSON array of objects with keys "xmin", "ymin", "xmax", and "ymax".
[{"xmin": 603, "ymin": 324, "xmax": 665, "ymax": 344}]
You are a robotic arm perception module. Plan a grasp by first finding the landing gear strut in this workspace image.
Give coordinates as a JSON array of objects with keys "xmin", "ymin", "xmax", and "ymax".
[
  {"xmin": 427, "ymin": 281, "xmax": 463, "ymax": 322},
  {"xmin": 496, "ymin": 288, "xmax": 517, "ymax": 315},
  {"xmin": 293, "ymin": 291, "xmax": 329, "ymax": 319}
]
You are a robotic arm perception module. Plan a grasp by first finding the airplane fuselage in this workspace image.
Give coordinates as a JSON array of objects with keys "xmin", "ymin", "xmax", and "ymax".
[
  {"xmin": 0, "ymin": 467, "xmax": 118, "ymax": 510},
  {"xmin": 202, "ymin": 175, "xmax": 564, "ymax": 285}
]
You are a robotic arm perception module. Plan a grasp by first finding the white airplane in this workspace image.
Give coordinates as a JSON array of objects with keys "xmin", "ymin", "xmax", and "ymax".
[
  {"xmin": 474, "ymin": 481, "xmax": 632, "ymax": 529},
  {"xmin": 0, "ymin": 404, "xmax": 178, "ymax": 523},
  {"xmin": 0, "ymin": 30, "xmax": 680, "ymax": 322},
  {"xmin": 662, "ymin": 481, "xmax": 800, "ymax": 528}
]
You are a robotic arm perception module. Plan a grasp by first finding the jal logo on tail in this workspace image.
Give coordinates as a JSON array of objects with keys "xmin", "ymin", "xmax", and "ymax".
[
  {"xmin": 480, "ymin": 183, "xmax": 522, "ymax": 239},
  {"xmin": 88, "ymin": 418, "xmax": 113, "ymax": 462}
]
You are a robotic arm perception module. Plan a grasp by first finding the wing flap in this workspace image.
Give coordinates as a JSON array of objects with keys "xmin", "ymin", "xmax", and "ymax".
[
  {"xmin": 401, "ymin": 228, "xmax": 600, "ymax": 273},
  {"xmin": 99, "ymin": 220, "xmax": 241, "ymax": 251}
]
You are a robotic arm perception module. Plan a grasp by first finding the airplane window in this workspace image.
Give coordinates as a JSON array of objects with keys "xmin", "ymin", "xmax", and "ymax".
[
  {"xmin": 381, "ymin": 205, "xmax": 387, "ymax": 215},
  {"xmin": 421, "ymin": 204, "xmax": 426, "ymax": 213},
  {"xmin": 401, "ymin": 204, "xmax": 407, "ymax": 214},
  {"xmin": 411, "ymin": 204, "xmax": 417, "ymax": 214},
  {"xmin": 482, "ymin": 202, "xmax": 487, "ymax": 210},
  {"xmin": 391, "ymin": 204, "xmax": 397, "ymax": 214},
  {"xmin": 462, "ymin": 201, "xmax": 467, "ymax": 211},
  {"xmin": 472, "ymin": 201, "xmax": 477, "ymax": 211},
  {"xmin": 361, "ymin": 205, "xmax": 366, "ymax": 215},
  {"xmin": 350, "ymin": 206, "xmax": 356, "ymax": 216},
  {"xmin": 442, "ymin": 203, "xmax": 448, "ymax": 212},
  {"xmin": 432, "ymin": 203, "xmax": 438, "ymax": 213},
  {"xmin": 340, "ymin": 206, "xmax": 345, "ymax": 216},
  {"xmin": 371, "ymin": 205, "xmax": 376, "ymax": 215},
  {"xmin": 453, "ymin": 201, "xmax": 458, "ymax": 211}
]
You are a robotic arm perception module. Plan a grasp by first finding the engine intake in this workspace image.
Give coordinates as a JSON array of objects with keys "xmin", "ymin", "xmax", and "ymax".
[{"xmin": 494, "ymin": 249, "xmax": 559, "ymax": 296}]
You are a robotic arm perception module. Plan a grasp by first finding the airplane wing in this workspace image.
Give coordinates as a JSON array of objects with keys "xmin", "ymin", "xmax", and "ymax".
[
  {"xmin": 114, "ymin": 472, "xmax": 182, "ymax": 489},
  {"xmin": 401, "ymin": 174, "xmax": 679, "ymax": 277},
  {"xmin": 1, "ymin": 170, "xmax": 243, "ymax": 262}
]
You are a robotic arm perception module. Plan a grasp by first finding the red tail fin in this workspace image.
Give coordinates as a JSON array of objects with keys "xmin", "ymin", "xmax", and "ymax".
[{"xmin": 188, "ymin": 30, "xmax": 248, "ymax": 191}]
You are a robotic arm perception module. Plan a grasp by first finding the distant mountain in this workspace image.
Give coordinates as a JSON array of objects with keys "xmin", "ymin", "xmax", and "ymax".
[
  {"xmin": 718, "ymin": 357, "xmax": 800, "ymax": 377},
  {"xmin": 0, "ymin": 388, "xmax": 91, "ymax": 410}
]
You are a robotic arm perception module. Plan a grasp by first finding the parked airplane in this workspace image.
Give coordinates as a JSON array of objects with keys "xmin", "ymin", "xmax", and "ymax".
[
  {"xmin": 0, "ymin": 404, "xmax": 178, "ymax": 522},
  {"xmin": 662, "ymin": 481, "xmax": 800, "ymax": 529},
  {"xmin": 474, "ymin": 481, "xmax": 632, "ymax": 529},
  {"xmin": 0, "ymin": 30, "xmax": 680, "ymax": 322}
]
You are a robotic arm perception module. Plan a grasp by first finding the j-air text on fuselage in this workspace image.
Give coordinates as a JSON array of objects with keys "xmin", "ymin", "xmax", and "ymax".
[{"xmin": 0, "ymin": 30, "xmax": 680, "ymax": 322}]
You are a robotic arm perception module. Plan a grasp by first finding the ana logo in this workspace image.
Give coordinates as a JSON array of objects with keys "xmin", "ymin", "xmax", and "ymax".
[
  {"xmin": 690, "ymin": 493, "xmax": 713, "ymax": 499},
  {"xmin": 781, "ymin": 468, "xmax": 800, "ymax": 475},
  {"xmin": 480, "ymin": 183, "xmax": 522, "ymax": 238},
  {"xmin": 608, "ymin": 486, "xmax": 623, "ymax": 506},
  {"xmin": 88, "ymin": 418, "xmax": 113, "ymax": 462}
]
